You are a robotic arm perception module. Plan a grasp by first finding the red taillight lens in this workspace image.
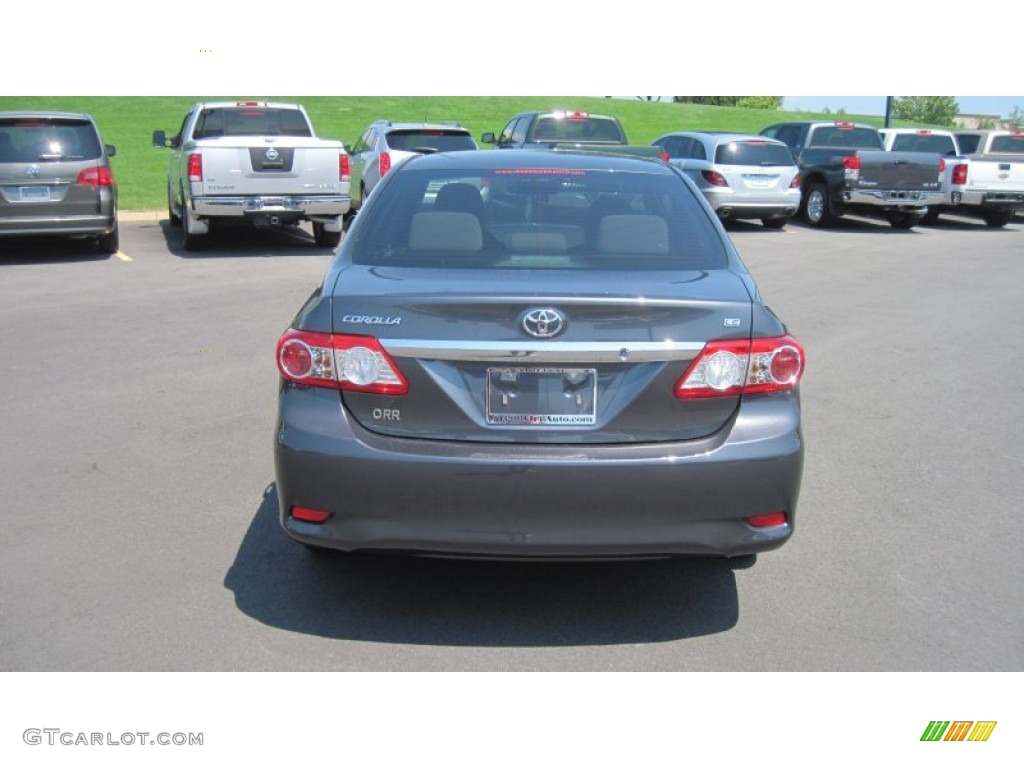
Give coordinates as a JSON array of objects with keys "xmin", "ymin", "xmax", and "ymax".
[
  {"xmin": 379, "ymin": 151, "xmax": 391, "ymax": 177},
  {"xmin": 291, "ymin": 506, "xmax": 331, "ymax": 524},
  {"xmin": 188, "ymin": 153, "xmax": 202, "ymax": 182},
  {"xmin": 659, "ymin": 150, "xmax": 669, "ymax": 162},
  {"xmin": 674, "ymin": 336, "xmax": 805, "ymax": 399},
  {"xmin": 701, "ymin": 170, "xmax": 728, "ymax": 187},
  {"xmin": 747, "ymin": 512, "xmax": 787, "ymax": 528},
  {"xmin": 938, "ymin": 158, "xmax": 946, "ymax": 173},
  {"xmin": 842, "ymin": 155, "xmax": 861, "ymax": 171},
  {"xmin": 952, "ymin": 163, "xmax": 968, "ymax": 185},
  {"xmin": 789, "ymin": 173, "xmax": 801, "ymax": 189},
  {"xmin": 277, "ymin": 329, "xmax": 408, "ymax": 395},
  {"xmin": 75, "ymin": 166, "xmax": 113, "ymax": 187},
  {"xmin": 340, "ymin": 153, "xmax": 350, "ymax": 182}
]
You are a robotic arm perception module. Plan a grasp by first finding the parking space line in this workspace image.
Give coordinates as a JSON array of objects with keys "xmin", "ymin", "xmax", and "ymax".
[{"xmin": 114, "ymin": 251, "xmax": 132, "ymax": 262}]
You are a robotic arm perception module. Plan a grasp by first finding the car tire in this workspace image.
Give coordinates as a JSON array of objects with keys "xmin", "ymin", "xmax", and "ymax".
[
  {"xmin": 96, "ymin": 223, "xmax": 119, "ymax": 255},
  {"xmin": 803, "ymin": 183, "xmax": 835, "ymax": 227},
  {"xmin": 181, "ymin": 200, "xmax": 208, "ymax": 251},
  {"xmin": 887, "ymin": 212, "xmax": 920, "ymax": 230},
  {"xmin": 921, "ymin": 208, "xmax": 941, "ymax": 224},
  {"xmin": 168, "ymin": 186, "xmax": 181, "ymax": 226},
  {"xmin": 982, "ymin": 210, "xmax": 1014, "ymax": 227},
  {"xmin": 313, "ymin": 222, "xmax": 342, "ymax": 248},
  {"xmin": 761, "ymin": 216, "xmax": 788, "ymax": 230}
]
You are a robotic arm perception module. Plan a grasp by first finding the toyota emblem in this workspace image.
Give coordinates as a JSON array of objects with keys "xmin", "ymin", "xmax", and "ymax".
[{"xmin": 522, "ymin": 308, "xmax": 566, "ymax": 338}]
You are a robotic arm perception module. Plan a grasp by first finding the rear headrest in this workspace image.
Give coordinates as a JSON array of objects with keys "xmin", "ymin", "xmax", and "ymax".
[
  {"xmin": 409, "ymin": 212, "xmax": 483, "ymax": 252},
  {"xmin": 434, "ymin": 183, "xmax": 484, "ymax": 217},
  {"xmin": 596, "ymin": 215, "xmax": 669, "ymax": 254}
]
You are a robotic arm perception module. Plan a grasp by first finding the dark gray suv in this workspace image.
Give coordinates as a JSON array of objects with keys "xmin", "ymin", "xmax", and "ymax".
[{"xmin": 0, "ymin": 111, "xmax": 118, "ymax": 253}]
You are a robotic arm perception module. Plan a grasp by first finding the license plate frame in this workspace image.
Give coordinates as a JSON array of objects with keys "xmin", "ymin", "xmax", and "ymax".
[
  {"xmin": 486, "ymin": 367, "xmax": 597, "ymax": 426},
  {"xmin": 19, "ymin": 186, "xmax": 51, "ymax": 202}
]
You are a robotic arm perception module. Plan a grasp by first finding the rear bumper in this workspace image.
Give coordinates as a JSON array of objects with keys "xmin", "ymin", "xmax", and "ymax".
[
  {"xmin": 843, "ymin": 188, "xmax": 944, "ymax": 208},
  {"xmin": 191, "ymin": 194, "xmax": 350, "ymax": 219},
  {"xmin": 274, "ymin": 387, "xmax": 804, "ymax": 558},
  {"xmin": 959, "ymin": 190, "xmax": 1024, "ymax": 209},
  {"xmin": 0, "ymin": 212, "xmax": 116, "ymax": 237},
  {"xmin": 704, "ymin": 189, "xmax": 800, "ymax": 220}
]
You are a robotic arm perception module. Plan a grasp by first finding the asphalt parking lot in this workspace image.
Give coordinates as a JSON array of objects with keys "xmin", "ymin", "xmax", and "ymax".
[{"xmin": 1, "ymin": 213, "xmax": 1021, "ymax": 671}]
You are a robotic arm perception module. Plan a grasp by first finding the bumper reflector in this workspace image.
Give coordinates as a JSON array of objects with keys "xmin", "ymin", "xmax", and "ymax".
[
  {"xmin": 291, "ymin": 506, "xmax": 331, "ymax": 524},
  {"xmin": 746, "ymin": 512, "xmax": 787, "ymax": 528}
]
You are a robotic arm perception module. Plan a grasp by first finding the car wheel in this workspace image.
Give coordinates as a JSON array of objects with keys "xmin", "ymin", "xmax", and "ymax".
[
  {"xmin": 982, "ymin": 210, "xmax": 1014, "ymax": 227},
  {"xmin": 168, "ymin": 186, "xmax": 181, "ymax": 226},
  {"xmin": 921, "ymin": 208, "xmax": 941, "ymax": 224},
  {"xmin": 96, "ymin": 223, "xmax": 119, "ymax": 254},
  {"xmin": 761, "ymin": 216, "xmax": 788, "ymax": 230},
  {"xmin": 803, "ymin": 183, "xmax": 835, "ymax": 227},
  {"xmin": 312, "ymin": 222, "xmax": 342, "ymax": 248},
  {"xmin": 181, "ymin": 200, "xmax": 208, "ymax": 251},
  {"xmin": 887, "ymin": 212, "xmax": 920, "ymax": 230}
]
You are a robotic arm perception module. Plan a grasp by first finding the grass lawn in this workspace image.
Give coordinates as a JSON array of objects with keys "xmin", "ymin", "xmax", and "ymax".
[{"xmin": 0, "ymin": 96, "xmax": 900, "ymax": 210}]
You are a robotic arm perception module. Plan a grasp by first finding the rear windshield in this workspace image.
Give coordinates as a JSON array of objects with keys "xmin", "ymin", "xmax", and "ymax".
[
  {"xmin": 890, "ymin": 133, "xmax": 958, "ymax": 155},
  {"xmin": 386, "ymin": 130, "xmax": 476, "ymax": 152},
  {"xmin": 350, "ymin": 166, "xmax": 727, "ymax": 271},
  {"xmin": 956, "ymin": 134, "xmax": 980, "ymax": 153},
  {"xmin": 0, "ymin": 117, "xmax": 101, "ymax": 162},
  {"xmin": 989, "ymin": 134, "xmax": 1024, "ymax": 154},
  {"xmin": 714, "ymin": 140, "xmax": 794, "ymax": 166},
  {"xmin": 192, "ymin": 107, "xmax": 312, "ymax": 139},
  {"xmin": 808, "ymin": 126, "xmax": 882, "ymax": 149},
  {"xmin": 531, "ymin": 115, "xmax": 625, "ymax": 143}
]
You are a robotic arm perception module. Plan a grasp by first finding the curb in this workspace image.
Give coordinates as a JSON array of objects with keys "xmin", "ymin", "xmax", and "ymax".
[{"xmin": 120, "ymin": 210, "xmax": 163, "ymax": 222}]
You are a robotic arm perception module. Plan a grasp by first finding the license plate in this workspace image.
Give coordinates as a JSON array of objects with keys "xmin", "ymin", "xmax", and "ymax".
[
  {"xmin": 486, "ymin": 367, "xmax": 597, "ymax": 426},
  {"xmin": 745, "ymin": 175, "xmax": 776, "ymax": 188},
  {"xmin": 19, "ymin": 186, "xmax": 50, "ymax": 202}
]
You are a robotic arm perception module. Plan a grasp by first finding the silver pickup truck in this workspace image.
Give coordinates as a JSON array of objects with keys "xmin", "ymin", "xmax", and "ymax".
[{"xmin": 153, "ymin": 101, "xmax": 350, "ymax": 250}]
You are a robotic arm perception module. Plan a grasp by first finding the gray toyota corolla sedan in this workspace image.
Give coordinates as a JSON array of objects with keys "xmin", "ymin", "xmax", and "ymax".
[{"xmin": 274, "ymin": 150, "xmax": 805, "ymax": 560}]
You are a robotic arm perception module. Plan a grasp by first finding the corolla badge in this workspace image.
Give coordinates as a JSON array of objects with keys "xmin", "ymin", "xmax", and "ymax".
[{"xmin": 522, "ymin": 308, "xmax": 566, "ymax": 338}]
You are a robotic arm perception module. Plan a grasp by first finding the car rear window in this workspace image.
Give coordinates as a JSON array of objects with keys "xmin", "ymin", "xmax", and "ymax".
[
  {"xmin": 192, "ymin": 108, "xmax": 313, "ymax": 139},
  {"xmin": 714, "ymin": 140, "xmax": 794, "ymax": 166},
  {"xmin": 385, "ymin": 130, "xmax": 476, "ymax": 152},
  {"xmin": 0, "ymin": 117, "xmax": 101, "ymax": 162},
  {"xmin": 989, "ymin": 134, "xmax": 1024, "ymax": 153},
  {"xmin": 890, "ymin": 133, "xmax": 958, "ymax": 155},
  {"xmin": 531, "ymin": 115, "xmax": 625, "ymax": 143},
  {"xmin": 808, "ymin": 126, "xmax": 882, "ymax": 149},
  {"xmin": 351, "ymin": 166, "xmax": 727, "ymax": 271}
]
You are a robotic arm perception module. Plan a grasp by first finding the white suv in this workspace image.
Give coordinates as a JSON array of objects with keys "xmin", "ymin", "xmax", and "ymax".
[{"xmin": 348, "ymin": 121, "xmax": 476, "ymax": 212}]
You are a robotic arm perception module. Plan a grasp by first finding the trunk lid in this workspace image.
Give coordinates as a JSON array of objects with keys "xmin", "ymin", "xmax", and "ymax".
[{"xmin": 330, "ymin": 266, "xmax": 753, "ymax": 444}]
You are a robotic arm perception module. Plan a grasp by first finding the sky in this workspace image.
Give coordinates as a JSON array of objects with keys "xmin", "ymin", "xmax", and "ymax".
[{"xmin": 782, "ymin": 96, "xmax": 1022, "ymax": 118}]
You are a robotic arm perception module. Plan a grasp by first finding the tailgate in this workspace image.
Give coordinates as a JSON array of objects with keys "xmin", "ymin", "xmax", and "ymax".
[
  {"xmin": 857, "ymin": 150, "xmax": 942, "ymax": 191},
  {"xmin": 964, "ymin": 156, "xmax": 1024, "ymax": 192},
  {"xmin": 198, "ymin": 140, "xmax": 342, "ymax": 196}
]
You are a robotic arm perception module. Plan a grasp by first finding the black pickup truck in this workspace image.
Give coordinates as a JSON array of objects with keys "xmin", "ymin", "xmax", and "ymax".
[
  {"xmin": 760, "ymin": 121, "xmax": 945, "ymax": 229},
  {"xmin": 481, "ymin": 110, "xmax": 664, "ymax": 160}
]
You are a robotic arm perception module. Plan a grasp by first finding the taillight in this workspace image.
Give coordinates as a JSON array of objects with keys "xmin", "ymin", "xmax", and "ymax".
[
  {"xmin": 188, "ymin": 153, "xmax": 202, "ymax": 182},
  {"xmin": 659, "ymin": 151, "xmax": 669, "ymax": 162},
  {"xmin": 938, "ymin": 158, "xmax": 946, "ymax": 173},
  {"xmin": 789, "ymin": 173, "xmax": 801, "ymax": 189},
  {"xmin": 747, "ymin": 512, "xmax": 788, "ymax": 528},
  {"xmin": 379, "ymin": 151, "xmax": 391, "ymax": 177},
  {"xmin": 842, "ymin": 154, "xmax": 860, "ymax": 181},
  {"xmin": 675, "ymin": 336, "xmax": 805, "ymax": 399},
  {"xmin": 340, "ymin": 153, "xmax": 350, "ymax": 182},
  {"xmin": 75, "ymin": 166, "xmax": 113, "ymax": 187},
  {"xmin": 277, "ymin": 329, "xmax": 408, "ymax": 395},
  {"xmin": 952, "ymin": 163, "xmax": 968, "ymax": 185},
  {"xmin": 701, "ymin": 170, "xmax": 729, "ymax": 187}
]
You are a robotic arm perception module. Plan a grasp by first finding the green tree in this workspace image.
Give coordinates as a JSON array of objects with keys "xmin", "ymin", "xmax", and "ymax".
[
  {"xmin": 672, "ymin": 96, "xmax": 782, "ymax": 109},
  {"xmin": 892, "ymin": 96, "xmax": 960, "ymax": 126},
  {"xmin": 1007, "ymin": 106, "xmax": 1023, "ymax": 130}
]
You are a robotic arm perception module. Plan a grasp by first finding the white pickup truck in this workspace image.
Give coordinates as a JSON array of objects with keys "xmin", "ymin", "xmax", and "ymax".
[
  {"xmin": 153, "ymin": 101, "xmax": 350, "ymax": 249},
  {"xmin": 880, "ymin": 127, "xmax": 1024, "ymax": 226}
]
